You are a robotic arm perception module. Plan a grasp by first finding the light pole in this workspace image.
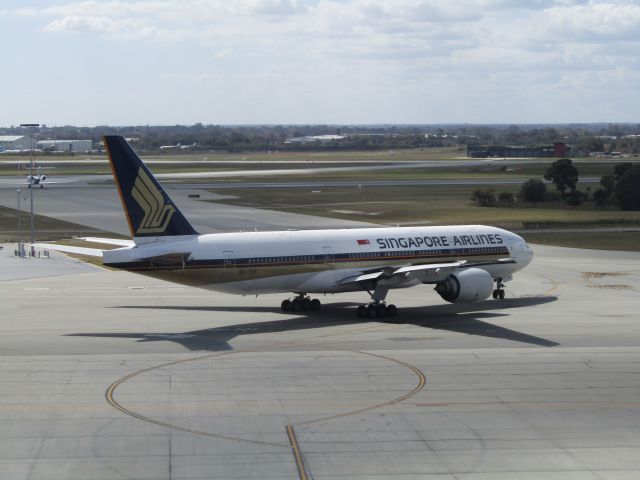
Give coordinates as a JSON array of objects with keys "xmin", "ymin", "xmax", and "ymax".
[
  {"xmin": 20, "ymin": 123, "xmax": 39, "ymax": 246},
  {"xmin": 17, "ymin": 189, "xmax": 22, "ymax": 257}
]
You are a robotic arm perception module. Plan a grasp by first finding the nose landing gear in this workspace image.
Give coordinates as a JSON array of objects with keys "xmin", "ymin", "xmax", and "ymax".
[{"xmin": 492, "ymin": 278, "xmax": 506, "ymax": 299}]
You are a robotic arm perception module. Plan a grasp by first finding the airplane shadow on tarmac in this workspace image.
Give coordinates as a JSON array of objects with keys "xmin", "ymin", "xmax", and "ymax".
[{"xmin": 67, "ymin": 296, "xmax": 558, "ymax": 350}]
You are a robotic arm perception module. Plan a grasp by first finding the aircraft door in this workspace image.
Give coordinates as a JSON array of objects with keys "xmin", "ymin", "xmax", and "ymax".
[
  {"xmin": 223, "ymin": 250, "xmax": 235, "ymax": 269},
  {"xmin": 322, "ymin": 246, "xmax": 334, "ymax": 264}
]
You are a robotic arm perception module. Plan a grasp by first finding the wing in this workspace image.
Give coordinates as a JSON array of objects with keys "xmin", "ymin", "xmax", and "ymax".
[
  {"xmin": 460, "ymin": 258, "xmax": 517, "ymax": 268},
  {"xmin": 337, "ymin": 260, "xmax": 467, "ymax": 287},
  {"xmin": 337, "ymin": 257, "xmax": 516, "ymax": 288}
]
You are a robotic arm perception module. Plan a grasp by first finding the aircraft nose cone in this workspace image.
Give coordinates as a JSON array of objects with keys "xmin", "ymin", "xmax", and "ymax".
[{"xmin": 524, "ymin": 243, "xmax": 534, "ymax": 266}]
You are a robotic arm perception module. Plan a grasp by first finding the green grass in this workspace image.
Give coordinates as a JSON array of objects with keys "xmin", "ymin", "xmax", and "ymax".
[
  {"xmin": 522, "ymin": 231, "xmax": 640, "ymax": 252},
  {"xmin": 0, "ymin": 205, "xmax": 121, "ymax": 242},
  {"xmin": 1, "ymin": 149, "xmax": 633, "ymax": 179},
  {"xmin": 0, "ymin": 147, "xmax": 467, "ymax": 175},
  {"xmin": 148, "ymin": 163, "xmax": 625, "ymax": 186},
  {"xmin": 2, "ymin": 149, "xmax": 639, "ymax": 252},
  {"xmin": 209, "ymin": 183, "xmax": 640, "ymax": 251},
  {"xmin": 207, "ymin": 184, "xmax": 640, "ymax": 229}
]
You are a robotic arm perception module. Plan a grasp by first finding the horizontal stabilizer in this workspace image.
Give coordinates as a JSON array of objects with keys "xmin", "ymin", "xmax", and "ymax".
[
  {"xmin": 76, "ymin": 237, "xmax": 134, "ymax": 247},
  {"xmin": 31, "ymin": 243, "xmax": 103, "ymax": 257}
]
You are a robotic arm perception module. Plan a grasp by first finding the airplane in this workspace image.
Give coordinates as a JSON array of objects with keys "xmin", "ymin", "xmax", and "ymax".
[
  {"xmin": 159, "ymin": 142, "xmax": 197, "ymax": 150},
  {"xmin": 52, "ymin": 136, "xmax": 535, "ymax": 318},
  {"xmin": 27, "ymin": 173, "xmax": 47, "ymax": 188}
]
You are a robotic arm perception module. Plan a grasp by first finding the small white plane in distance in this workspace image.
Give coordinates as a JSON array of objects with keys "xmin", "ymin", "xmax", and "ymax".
[
  {"xmin": 58, "ymin": 136, "xmax": 534, "ymax": 318},
  {"xmin": 27, "ymin": 173, "xmax": 47, "ymax": 188},
  {"xmin": 159, "ymin": 142, "xmax": 197, "ymax": 150}
]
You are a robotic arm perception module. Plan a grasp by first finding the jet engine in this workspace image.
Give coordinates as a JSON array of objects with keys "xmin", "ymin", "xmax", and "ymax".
[{"xmin": 434, "ymin": 268, "xmax": 493, "ymax": 303}]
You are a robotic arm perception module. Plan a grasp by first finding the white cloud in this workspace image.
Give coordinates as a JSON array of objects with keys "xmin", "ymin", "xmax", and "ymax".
[
  {"xmin": 17, "ymin": 0, "xmax": 640, "ymax": 66},
  {"xmin": 548, "ymin": 3, "xmax": 640, "ymax": 39},
  {"xmin": 43, "ymin": 15, "xmax": 134, "ymax": 34},
  {"xmin": 5, "ymin": 0, "xmax": 640, "ymax": 123}
]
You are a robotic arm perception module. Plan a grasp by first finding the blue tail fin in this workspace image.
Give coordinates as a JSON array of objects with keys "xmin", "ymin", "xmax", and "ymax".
[{"xmin": 103, "ymin": 135, "xmax": 198, "ymax": 238}]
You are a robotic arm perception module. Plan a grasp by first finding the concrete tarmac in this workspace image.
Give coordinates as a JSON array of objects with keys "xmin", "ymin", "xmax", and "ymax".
[
  {"xmin": 0, "ymin": 184, "xmax": 377, "ymax": 236},
  {"xmin": 1, "ymin": 243, "xmax": 639, "ymax": 479}
]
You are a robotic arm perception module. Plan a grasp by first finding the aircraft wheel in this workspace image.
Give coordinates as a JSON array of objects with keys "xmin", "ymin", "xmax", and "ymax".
[
  {"xmin": 281, "ymin": 299, "xmax": 292, "ymax": 312},
  {"xmin": 310, "ymin": 298, "xmax": 321, "ymax": 311},
  {"xmin": 376, "ymin": 304, "xmax": 387, "ymax": 318},
  {"xmin": 302, "ymin": 297, "xmax": 311, "ymax": 311},
  {"xmin": 356, "ymin": 305, "xmax": 367, "ymax": 318},
  {"xmin": 40, "ymin": 184, "xmax": 44, "ymax": 188},
  {"xmin": 492, "ymin": 289, "xmax": 498, "ymax": 299},
  {"xmin": 291, "ymin": 298, "xmax": 302, "ymax": 312},
  {"xmin": 386, "ymin": 304, "xmax": 398, "ymax": 317},
  {"xmin": 366, "ymin": 305, "xmax": 377, "ymax": 319},
  {"xmin": 498, "ymin": 289, "xmax": 505, "ymax": 299}
]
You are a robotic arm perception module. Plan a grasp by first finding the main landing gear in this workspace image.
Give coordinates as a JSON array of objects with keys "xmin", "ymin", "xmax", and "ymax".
[
  {"xmin": 492, "ymin": 278, "xmax": 506, "ymax": 299},
  {"xmin": 356, "ymin": 301, "xmax": 398, "ymax": 319},
  {"xmin": 281, "ymin": 294, "xmax": 321, "ymax": 313},
  {"xmin": 356, "ymin": 284, "xmax": 398, "ymax": 319}
]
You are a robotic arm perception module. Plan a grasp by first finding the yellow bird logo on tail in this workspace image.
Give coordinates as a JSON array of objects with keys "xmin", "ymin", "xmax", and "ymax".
[{"xmin": 131, "ymin": 167, "xmax": 175, "ymax": 234}]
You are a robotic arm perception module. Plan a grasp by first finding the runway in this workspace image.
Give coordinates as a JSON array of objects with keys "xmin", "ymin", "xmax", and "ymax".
[
  {"xmin": 0, "ymin": 153, "xmax": 602, "ymax": 237},
  {"xmin": 1, "ymin": 243, "xmax": 639, "ymax": 479},
  {"xmin": 0, "ymin": 174, "xmax": 600, "ymax": 237},
  {"xmin": 0, "ymin": 181, "xmax": 378, "ymax": 236}
]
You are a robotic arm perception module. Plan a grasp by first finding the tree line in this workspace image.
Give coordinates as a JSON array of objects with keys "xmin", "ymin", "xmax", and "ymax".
[
  {"xmin": 472, "ymin": 159, "xmax": 640, "ymax": 211},
  {"xmin": 2, "ymin": 123, "xmax": 639, "ymax": 154}
]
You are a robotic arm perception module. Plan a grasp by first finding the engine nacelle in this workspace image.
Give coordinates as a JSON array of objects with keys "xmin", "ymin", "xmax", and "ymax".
[{"xmin": 434, "ymin": 268, "xmax": 494, "ymax": 303}]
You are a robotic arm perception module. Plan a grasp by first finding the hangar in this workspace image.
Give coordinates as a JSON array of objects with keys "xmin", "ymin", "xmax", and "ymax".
[
  {"xmin": 0, "ymin": 135, "xmax": 30, "ymax": 152},
  {"xmin": 37, "ymin": 139, "xmax": 92, "ymax": 153}
]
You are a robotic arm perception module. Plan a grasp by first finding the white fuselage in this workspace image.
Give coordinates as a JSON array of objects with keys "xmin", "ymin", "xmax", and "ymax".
[
  {"xmin": 103, "ymin": 225, "xmax": 533, "ymax": 296},
  {"xmin": 27, "ymin": 174, "xmax": 46, "ymax": 186}
]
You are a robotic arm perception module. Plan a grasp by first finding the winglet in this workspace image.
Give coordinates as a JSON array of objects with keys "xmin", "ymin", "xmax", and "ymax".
[{"xmin": 103, "ymin": 136, "xmax": 198, "ymax": 239}]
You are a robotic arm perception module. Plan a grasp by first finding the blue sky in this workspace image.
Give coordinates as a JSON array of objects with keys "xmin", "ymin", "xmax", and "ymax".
[{"xmin": 2, "ymin": 0, "xmax": 639, "ymax": 126}]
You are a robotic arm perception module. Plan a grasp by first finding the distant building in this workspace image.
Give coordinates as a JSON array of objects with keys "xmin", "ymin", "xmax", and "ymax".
[
  {"xmin": 37, "ymin": 139, "xmax": 92, "ymax": 153},
  {"xmin": 467, "ymin": 142, "xmax": 567, "ymax": 158},
  {"xmin": 0, "ymin": 135, "xmax": 30, "ymax": 152}
]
